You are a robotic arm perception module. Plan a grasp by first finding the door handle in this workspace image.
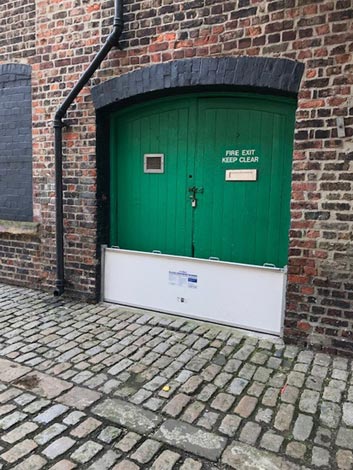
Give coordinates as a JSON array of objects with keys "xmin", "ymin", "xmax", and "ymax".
[{"xmin": 188, "ymin": 186, "xmax": 204, "ymax": 194}]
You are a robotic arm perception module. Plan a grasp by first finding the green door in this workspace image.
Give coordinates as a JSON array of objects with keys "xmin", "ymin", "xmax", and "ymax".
[
  {"xmin": 110, "ymin": 93, "xmax": 295, "ymax": 268},
  {"xmin": 193, "ymin": 96, "xmax": 295, "ymax": 267},
  {"xmin": 110, "ymin": 98, "xmax": 196, "ymax": 256}
]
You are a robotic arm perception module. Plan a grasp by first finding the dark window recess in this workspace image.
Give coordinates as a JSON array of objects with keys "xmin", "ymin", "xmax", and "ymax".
[{"xmin": 0, "ymin": 64, "xmax": 33, "ymax": 221}]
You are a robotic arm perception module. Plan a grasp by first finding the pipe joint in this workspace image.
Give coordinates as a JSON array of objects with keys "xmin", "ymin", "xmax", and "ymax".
[
  {"xmin": 107, "ymin": 29, "xmax": 123, "ymax": 48},
  {"xmin": 113, "ymin": 18, "xmax": 124, "ymax": 29}
]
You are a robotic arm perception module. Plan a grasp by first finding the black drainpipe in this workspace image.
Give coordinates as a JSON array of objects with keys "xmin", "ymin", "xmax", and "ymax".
[{"xmin": 53, "ymin": 0, "xmax": 124, "ymax": 296}]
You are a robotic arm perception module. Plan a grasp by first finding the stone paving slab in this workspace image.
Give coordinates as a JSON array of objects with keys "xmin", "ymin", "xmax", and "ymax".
[
  {"xmin": 0, "ymin": 359, "xmax": 30, "ymax": 383},
  {"xmin": 56, "ymin": 386, "xmax": 101, "ymax": 410},
  {"xmin": 222, "ymin": 442, "xmax": 300, "ymax": 469},
  {"xmin": 93, "ymin": 398, "xmax": 162, "ymax": 433},
  {"xmin": 13, "ymin": 371, "xmax": 72, "ymax": 399},
  {"xmin": 154, "ymin": 419, "xmax": 227, "ymax": 461},
  {"xmin": 0, "ymin": 283, "xmax": 353, "ymax": 469}
]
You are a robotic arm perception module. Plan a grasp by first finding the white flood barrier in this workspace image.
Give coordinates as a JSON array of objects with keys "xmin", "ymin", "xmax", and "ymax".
[{"xmin": 102, "ymin": 247, "xmax": 287, "ymax": 336}]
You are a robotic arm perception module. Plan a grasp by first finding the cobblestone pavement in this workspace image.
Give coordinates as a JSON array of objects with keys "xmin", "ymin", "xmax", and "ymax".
[{"xmin": 0, "ymin": 284, "xmax": 353, "ymax": 469}]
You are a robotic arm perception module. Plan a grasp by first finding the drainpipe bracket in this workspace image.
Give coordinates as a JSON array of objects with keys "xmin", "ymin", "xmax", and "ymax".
[{"xmin": 53, "ymin": 118, "xmax": 69, "ymax": 129}]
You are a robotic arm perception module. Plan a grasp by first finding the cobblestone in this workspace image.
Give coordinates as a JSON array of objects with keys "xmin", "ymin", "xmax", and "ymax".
[
  {"xmin": 63, "ymin": 411, "xmax": 85, "ymax": 426},
  {"xmin": 227, "ymin": 377, "xmax": 248, "ymax": 395},
  {"xmin": 336, "ymin": 449, "xmax": 353, "ymax": 470},
  {"xmin": 1, "ymin": 421, "xmax": 38, "ymax": 443},
  {"xmin": 239, "ymin": 421, "xmax": 262, "ymax": 445},
  {"xmin": 260, "ymin": 431, "xmax": 284, "ymax": 452},
  {"xmin": 0, "ymin": 284, "xmax": 353, "ymax": 469},
  {"xmin": 299, "ymin": 389, "xmax": 320, "ymax": 413},
  {"xmin": 0, "ymin": 411, "xmax": 27, "ymax": 430},
  {"xmin": 150, "ymin": 450, "xmax": 180, "ymax": 469},
  {"xmin": 219, "ymin": 414, "xmax": 242, "ymax": 436},
  {"xmin": 130, "ymin": 439, "xmax": 161, "ymax": 463},
  {"xmin": 181, "ymin": 401, "xmax": 205, "ymax": 423},
  {"xmin": 113, "ymin": 460, "xmax": 139, "ymax": 470},
  {"xmin": 286, "ymin": 441, "xmax": 306, "ymax": 460},
  {"xmin": 255, "ymin": 407, "xmax": 273, "ymax": 424},
  {"xmin": 336, "ymin": 427, "xmax": 353, "ymax": 449},
  {"xmin": 70, "ymin": 417, "xmax": 101, "ymax": 437},
  {"xmin": 247, "ymin": 381, "xmax": 265, "ymax": 397},
  {"xmin": 320, "ymin": 401, "xmax": 341, "ymax": 428},
  {"xmin": 180, "ymin": 458, "xmax": 202, "ymax": 470},
  {"xmin": 162, "ymin": 393, "xmax": 191, "ymax": 417},
  {"xmin": 42, "ymin": 437, "xmax": 76, "ymax": 460},
  {"xmin": 293, "ymin": 414, "xmax": 313, "ymax": 441},
  {"xmin": 97, "ymin": 425, "xmax": 122, "ymax": 443},
  {"xmin": 71, "ymin": 440, "xmax": 103, "ymax": 463},
  {"xmin": 210, "ymin": 392, "xmax": 235, "ymax": 412},
  {"xmin": 197, "ymin": 383, "xmax": 216, "ymax": 401},
  {"xmin": 343, "ymin": 402, "xmax": 353, "ymax": 426},
  {"xmin": 197, "ymin": 410, "xmax": 218, "ymax": 430},
  {"xmin": 262, "ymin": 387, "xmax": 279, "ymax": 407},
  {"xmin": 11, "ymin": 454, "xmax": 47, "ymax": 470},
  {"xmin": 324, "ymin": 386, "xmax": 343, "ymax": 402},
  {"xmin": 274, "ymin": 403, "xmax": 294, "ymax": 431},
  {"xmin": 234, "ymin": 395, "xmax": 258, "ymax": 417},
  {"xmin": 180, "ymin": 376, "xmax": 203, "ymax": 394},
  {"xmin": 88, "ymin": 450, "xmax": 120, "ymax": 470},
  {"xmin": 314, "ymin": 426, "xmax": 332, "ymax": 448},
  {"xmin": 33, "ymin": 404, "xmax": 68, "ymax": 424},
  {"xmin": 115, "ymin": 432, "xmax": 142, "ymax": 453},
  {"xmin": 280, "ymin": 385, "xmax": 299, "ymax": 404},
  {"xmin": 1, "ymin": 438, "xmax": 37, "ymax": 463},
  {"xmin": 312, "ymin": 446, "xmax": 330, "ymax": 467}
]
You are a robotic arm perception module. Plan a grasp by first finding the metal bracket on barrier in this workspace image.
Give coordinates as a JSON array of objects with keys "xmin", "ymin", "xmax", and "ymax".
[{"xmin": 263, "ymin": 263, "xmax": 276, "ymax": 268}]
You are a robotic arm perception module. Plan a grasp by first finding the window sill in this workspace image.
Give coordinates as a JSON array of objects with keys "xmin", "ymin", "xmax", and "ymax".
[{"xmin": 0, "ymin": 219, "xmax": 39, "ymax": 236}]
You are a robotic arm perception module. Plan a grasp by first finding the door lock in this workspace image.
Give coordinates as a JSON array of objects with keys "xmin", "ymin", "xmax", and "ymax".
[{"xmin": 188, "ymin": 186, "xmax": 204, "ymax": 208}]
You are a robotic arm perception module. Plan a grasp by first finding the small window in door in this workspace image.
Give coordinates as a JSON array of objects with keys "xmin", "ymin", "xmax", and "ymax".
[{"xmin": 144, "ymin": 154, "xmax": 164, "ymax": 173}]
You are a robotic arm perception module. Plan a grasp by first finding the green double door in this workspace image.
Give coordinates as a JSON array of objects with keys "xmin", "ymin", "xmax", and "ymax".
[{"xmin": 110, "ymin": 94, "xmax": 296, "ymax": 268}]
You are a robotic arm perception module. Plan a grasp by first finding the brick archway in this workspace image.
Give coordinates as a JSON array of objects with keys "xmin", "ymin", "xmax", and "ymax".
[{"xmin": 92, "ymin": 57, "xmax": 304, "ymax": 110}]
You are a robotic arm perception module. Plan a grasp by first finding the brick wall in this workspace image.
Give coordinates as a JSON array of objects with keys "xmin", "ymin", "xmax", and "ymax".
[
  {"xmin": 0, "ymin": 0, "xmax": 352, "ymax": 354},
  {"xmin": 0, "ymin": 232, "xmax": 41, "ymax": 290},
  {"xmin": 0, "ymin": 0, "xmax": 36, "ymax": 62},
  {"xmin": 0, "ymin": 0, "xmax": 40, "ymax": 291}
]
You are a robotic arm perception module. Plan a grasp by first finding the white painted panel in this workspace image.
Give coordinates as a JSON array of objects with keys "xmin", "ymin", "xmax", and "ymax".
[{"xmin": 103, "ymin": 248, "xmax": 286, "ymax": 336}]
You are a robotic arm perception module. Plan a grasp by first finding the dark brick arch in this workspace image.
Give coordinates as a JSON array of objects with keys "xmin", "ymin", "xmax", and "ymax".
[
  {"xmin": 0, "ymin": 63, "xmax": 31, "ymax": 81},
  {"xmin": 92, "ymin": 57, "xmax": 305, "ymax": 110}
]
